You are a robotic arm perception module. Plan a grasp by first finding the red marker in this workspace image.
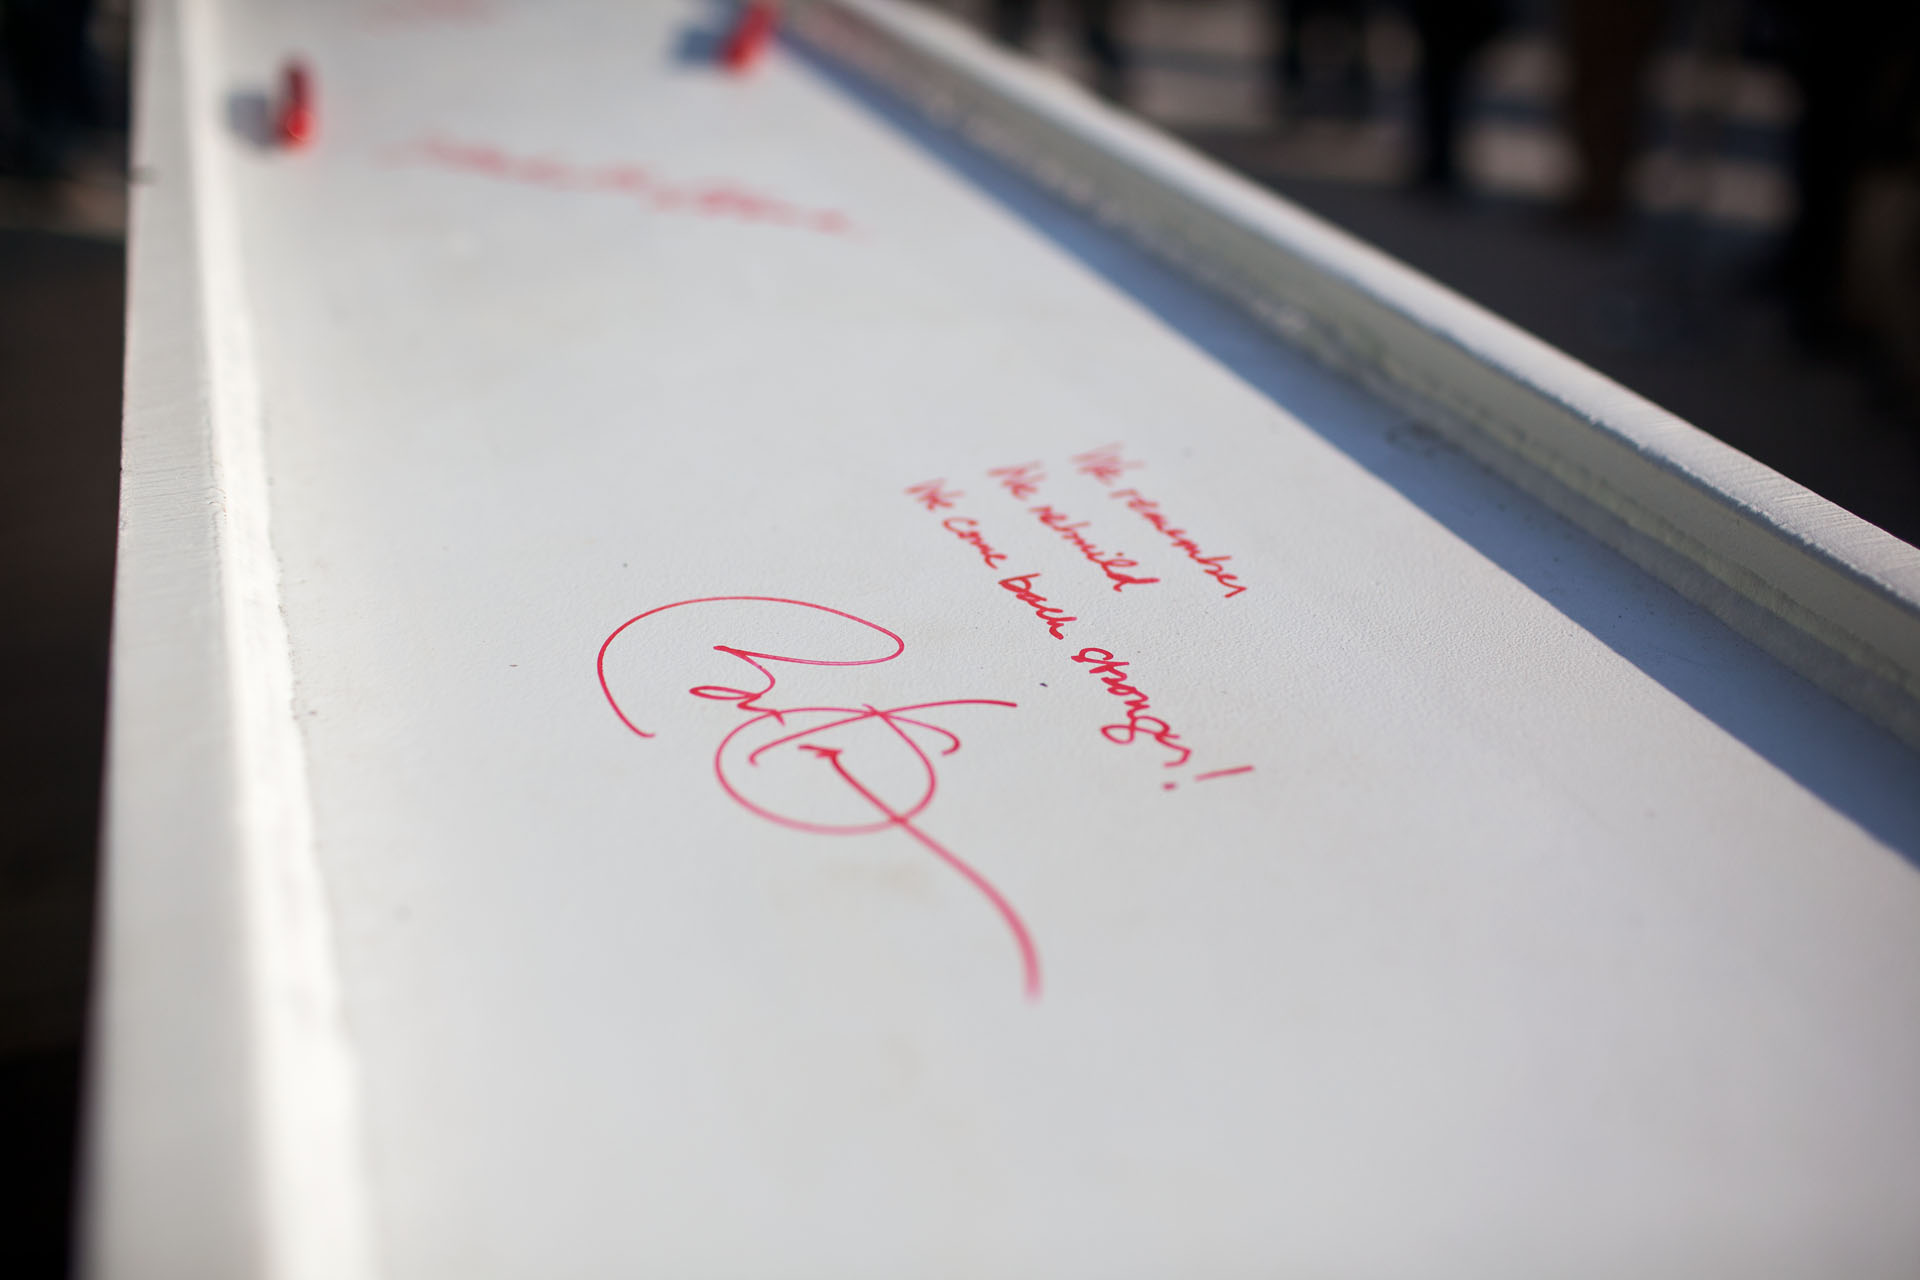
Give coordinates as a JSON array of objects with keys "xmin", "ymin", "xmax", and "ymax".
[
  {"xmin": 721, "ymin": 2, "xmax": 777, "ymax": 73},
  {"xmin": 277, "ymin": 60, "xmax": 315, "ymax": 148}
]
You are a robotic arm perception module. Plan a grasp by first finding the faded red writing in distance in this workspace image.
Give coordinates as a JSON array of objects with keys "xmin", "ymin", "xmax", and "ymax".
[{"xmin": 400, "ymin": 136, "xmax": 855, "ymax": 235}]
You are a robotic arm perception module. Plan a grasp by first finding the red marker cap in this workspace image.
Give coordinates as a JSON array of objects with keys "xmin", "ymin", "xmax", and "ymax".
[
  {"xmin": 721, "ymin": 3, "xmax": 777, "ymax": 73},
  {"xmin": 277, "ymin": 59, "xmax": 315, "ymax": 148}
]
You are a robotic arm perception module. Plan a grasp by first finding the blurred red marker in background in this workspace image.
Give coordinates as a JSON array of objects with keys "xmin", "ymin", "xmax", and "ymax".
[
  {"xmin": 277, "ymin": 60, "xmax": 315, "ymax": 148},
  {"xmin": 722, "ymin": 2, "xmax": 777, "ymax": 73}
]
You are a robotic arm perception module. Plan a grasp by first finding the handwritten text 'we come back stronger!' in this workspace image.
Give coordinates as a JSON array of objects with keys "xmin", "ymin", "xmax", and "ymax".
[{"xmin": 908, "ymin": 444, "xmax": 1253, "ymax": 791}]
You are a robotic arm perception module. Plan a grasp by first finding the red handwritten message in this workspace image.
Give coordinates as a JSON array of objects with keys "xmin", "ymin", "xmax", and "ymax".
[
  {"xmin": 906, "ymin": 461, "xmax": 1251, "ymax": 790},
  {"xmin": 599, "ymin": 597, "xmax": 1038, "ymax": 999},
  {"xmin": 401, "ymin": 136, "xmax": 854, "ymax": 235},
  {"xmin": 905, "ymin": 479, "xmax": 963, "ymax": 511},
  {"xmin": 1069, "ymin": 647, "xmax": 1191, "ymax": 767},
  {"xmin": 989, "ymin": 463, "xmax": 1159, "ymax": 592},
  {"xmin": 1075, "ymin": 445, "xmax": 1248, "ymax": 598},
  {"xmin": 997, "ymin": 573, "xmax": 1077, "ymax": 638}
]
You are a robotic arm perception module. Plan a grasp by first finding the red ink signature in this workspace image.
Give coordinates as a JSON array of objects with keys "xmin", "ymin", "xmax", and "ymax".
[
  {"xmin": 401, "ymin": 137, "xmax": 854, "ymax": 235},
  {"xmin": 598, "ymin": 597, "xmax": 1038, "ymax": 998}
]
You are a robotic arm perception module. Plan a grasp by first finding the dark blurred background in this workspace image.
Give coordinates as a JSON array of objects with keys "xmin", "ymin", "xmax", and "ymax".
[
  {"xmin": 1, "ymin": 0, "xmax": 1915, "ymax": 1275},
  {"xmin": 2, "ymin": 1, "xmax": 126, "ymax": 1276},
  {"xmin": 964, "ymin": 0, "xmax": 1920, "ymax": 539}
]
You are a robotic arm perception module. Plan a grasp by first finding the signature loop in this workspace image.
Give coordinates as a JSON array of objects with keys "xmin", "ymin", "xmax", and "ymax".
[{"xmin": 598, "ymin": 596, "xmax": 1039, "ymax": 998}]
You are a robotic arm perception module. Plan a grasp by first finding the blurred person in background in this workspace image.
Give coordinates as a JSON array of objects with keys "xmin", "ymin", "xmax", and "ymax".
[
  {"xmin": 0, "ymin": 0, "xmax": 100, "ymax": 177},
  {"xmin": 991, "ymin": 0, "xmax": 1130, "ymax": 101},
  {"xmin": 1260, "ymin": 0, "xmax": 1506, "ymax": 192},
  {"xmin": 1780, "ymin": 0, "xmax": 1920, "ymax": 410},
  {"xmin": 1268, "ymin": 0, "xmax": 1372, "ymax": 122},
  {"xmin": 1408, "ymin": 0, "xmax": 1505, "ymax": 190},
  {"xmin": 1563, "ymin": 0, "xmax": 1666, "ymax": 222}
]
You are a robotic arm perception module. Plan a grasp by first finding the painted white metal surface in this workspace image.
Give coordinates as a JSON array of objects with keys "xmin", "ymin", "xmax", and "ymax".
[
  {"xmin": 94, "ymin": 1, "xmax": 1920, "ymax": 1278},
  {"xmin": 88, "ymin": 2, "xmax": 372, "ymax": 1278}
]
